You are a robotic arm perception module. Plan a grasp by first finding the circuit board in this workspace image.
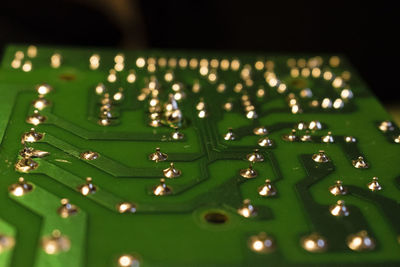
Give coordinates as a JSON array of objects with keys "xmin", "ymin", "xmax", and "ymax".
[{"xmin": 0, "ymin": 45, "xmax": 400, "ymax": 267}]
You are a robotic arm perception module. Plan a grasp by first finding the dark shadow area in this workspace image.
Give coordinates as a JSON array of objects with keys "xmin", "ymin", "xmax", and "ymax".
[{"xmin": 1, "ymin": 0, "xmax": 398, "ymax": 102}]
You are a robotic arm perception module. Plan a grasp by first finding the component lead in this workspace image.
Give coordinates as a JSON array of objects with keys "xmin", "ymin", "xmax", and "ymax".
[
  {"xmin": 41, "ymin": 230, "xmax": 70, "ymax": 254},
  {"xmin": 329, "ymin": 200, "xmax": 349, "ymax": 217},
  {"xmin": 149, "ymin": 148, "xmax": 168, "ymax": 162},
  {"xmin": 57, "ymin": 199, "xmax": 78, "ymax": 218},
  {"xmin": 367, "ymin": 177, "xmax": 382, "ymax": 191},
  {"xmin": 301, "ymin": 233, "xmax": 327, "ymax": 252},
  {"xmin": 240, "ymin": 164, "xmax": 258, "ymax": 179},
  {"xmin": 238, "ymin": 199, "xmax": 257, "ymax": 218},
  {"xmin": 258, "ymin": 179, "xmax": 277, "ymax": 197},
  {"xmin": 224, "ymin": 128, "xmax": 236, "ymax": 141},
  {"xmin": 8, "ymin": 177, "xmax": 33, "ymax": 196},
  {"xmin": 163, "ymin": 163, "xmax": 181, "ymax": 178},
  {"xmin": 248, "ymin": 232, "xmax": 275, "ymax": 253},
  {"xmin": 246, "ymin": 149, "xmax": 264, "ymax": 162},
  {"xmin": 347, "ymin": 231, "xmax": 375, "ymax": 251},
  {"xmin": 312, "ymin": 150, "xmax": 329, "ymax": 163},
  {"xmin": 78, "ymin": 177, "xmax": 96, "ymax": 196},
  {"xmin": 329, "ymin": 180, "xmax": 347, "ymax": 196},
  {"xmin": 153, "ymin": 179, "xmax": 172, "ymax": 196},
  {"xmin": 352, "ymin": 156, "xmax": 368, "ymax": 169}
]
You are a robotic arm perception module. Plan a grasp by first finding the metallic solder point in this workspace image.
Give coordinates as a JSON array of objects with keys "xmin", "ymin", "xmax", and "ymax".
[
  {"xmin": 113, "ymin": 89, "xmax": 124, "ymax": 102},
  {"xmin": 347, "ymin": 231, "xmax": 375, "ymax": 251},
  {"xmin": 329, "ymin": 180, "xmax": 347, "ymax": 196},
  {"xmin": 329, "ymin": 200, "xmax": 349, "ymax": 217},
  {"xmin": 117, "ymin": 202, "xmax": 137, "ymax": 214},
  {"xmin": 246, "ymin": 149, "xmax": 264, "ymax": 163},
  {"xmin": 95, "ymin": 83, "xmax": 106, "ymax": 95},
  {"xmin": 352, "ymin": 156, "xmax": 368, "ymax": 169},
  {"xmin": 394, "ymin": 135, "xmax": 400, "ymax": 144},
  {"xmin": 258, "ymin": 179, "xmax": 277, "ymax": 197},
  {"xmin": 148, "ymin": 96, "xmax": 161, "ymax": 113},
  {"xmin": 238, "ymin": 199, "xmax": 257, "ymax": 218},
  {"xmin": 0, "ymin": 234, "xmax": 15, "ymax": 253},
  {"xmin": 282, "ymin": 129, "xmax": 297, "ymax": 142},
  {"xmin": 100, "ymin": 93, "xmax": 112, "ymax": 105},
  {"xmin": 246, "ymin": 110, "xmax": 258, "ymax": 119},
  {"xmin": 32, "ymin": 95, "xmax": 49, "ymax": 110},
  {"xmin": 163, "ymin": 162, "xmax": 181, "ymax": 178},
  {"xmin": 321, "ymin": 131, "xmax": 334, "ymax": 143},
  {"xmin": 98, "ymin": 118, "xmax": 112, "ymax": 126},
  {"xmin": 301, "ymin": 233, "xmax": 327, "ymax": 252},
  {"xmin": 253, "ymin": 126, "xmax": 268, "ymax": 136},
  {"xmin": 19, "ymin": 146, "xmax": 49, "ymax": 158},
  {"xmin": 41, "ymin": 230, "xmax": 70, "ymax": 254},
  {"xmin": 153, "ymin": 179, "xmax": 172, "ymax": 196},
  {"xmin": 164, "ymin": 94, "xmax": 183, "ymax": 124},
  {"xmin": 300, "ymin": 130, "xmax": 312, "ymax": 142},
  {"xmin": 308, "ymin": 120, "xmax": 322, "ymax": 131},
  {"xmin": 367, "ymin": 177, "xmax": 382, "ymax": 191},
  {"xmin": 312, "ymin": 150, "xmax": 329, "ymax": 163},
  {"xmin": 224, "ymin": 128, "xmax": 236, "ymax": 141},
  {"xmin": 78, "ymin": 177, "xmax": 96, "ymax": 196},
  {"xmin": 149, "ymin": 148, "xmax": 168, "ymax": 162},
  {"xmin": 378, "ymin": 121, "xmax": 394, "ymax": 132},
  {"xmin": 196, "ymin": 98, "xmax": 206, "ymax": 111},
  {"xmin": 21, "ymin": 128, "xmax": 43, "ymax": 144},
  {"xmin": 223, "ymin": 101, "xmax": 233, "ymax": 111},
  {"xmin": 89, "ymin": 54, "xmax": 101, "ymax": 70},
  {"xmin": 80, "ymin": 151, "xmax": 99, "ymax": 160},
  {"xmin": 171, "ymin": 127, "xmax": 184, "ymax": 140},
  {"xmin": 149, "ymin": 118, "xmax": 162, "ymax": 127},
  {"xmin": 240, "ymin": 164, "xmax": 258, "ymax": 179},
  {"xmin": 197, "ymin": 109, "xmax": 207, "ymax": 118},
  {"xmin": 26, "ymin": 110, "xmax": 46, "ymax": 126},
  {"xmin": 99, "ymin": 110, "xmax": 114, "ymax": 120},
  {"xmin": 51, "ymin": 53, "xmax": 62, "ymax": 68},
  {"xmin": 258, "ymin": 136, "xmax": 273, "ymax": 147},
  {"xmin": 118, "ymin": 254, "xmax": 140, "ymax": 267},
  {"xmin": 36, "ymin": 83, "xmax": 53, "ymax": 95},
  {"xmin": 248, "ymin": 232, "xmax": 275, "ymax": 253},
  {"xmin": 149, "ymin": 112, "xmax": 160, "ymax": 121},
  {"xmin": 344, "ymin": 136, "xmax": 357, "ymax": 143},
  {"xmin": 9, "ymin": 177, "xmax": 33, "ymax": 196},
  {"xmin": 57, "ymin": 198, "xmax": 78, "ymax": 218},
  {"xmin": 296, "ymin": 121, "xmax": 308, "ymax": 130},
  {"xmin": 15, "ymin": 156, "xmax": 38, "ymax": 173}
]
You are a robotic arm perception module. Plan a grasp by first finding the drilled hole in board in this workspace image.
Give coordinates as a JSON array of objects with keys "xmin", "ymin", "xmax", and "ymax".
[
  {"xmin": 204, "ymin": 212, "xmax": 228, "ymax": 224},
  {"xmin": 59, "ymin": 73, "xmax": 76, "ymax": 81}
]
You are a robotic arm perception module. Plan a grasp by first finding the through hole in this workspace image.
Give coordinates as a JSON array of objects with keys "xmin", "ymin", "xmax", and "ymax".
[
  {"xmin": 204, "ymin": 212, "xmax": 228, "ymax": 224},
  {"xmin": 59, "ymin": 73, "xmax": 76, "ymax": 81}
]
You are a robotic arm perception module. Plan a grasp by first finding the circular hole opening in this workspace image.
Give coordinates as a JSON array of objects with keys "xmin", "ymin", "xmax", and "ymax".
[
  {"xmin": 59, "ymin": 73, "xmax": 76, "ymax": 81},
  {"xmin": 204, "ymin": 212, "xmax": 228, "ymax": 224}
]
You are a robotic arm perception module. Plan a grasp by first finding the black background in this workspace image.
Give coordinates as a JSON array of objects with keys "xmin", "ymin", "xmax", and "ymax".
[{"xmin": 0, "ymin": 0, "xmax": 398, "ymax": 103}]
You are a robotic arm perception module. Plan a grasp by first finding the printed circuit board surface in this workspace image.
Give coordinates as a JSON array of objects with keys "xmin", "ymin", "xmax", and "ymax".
[{"xmin": 0, "ymin": 45, "xmax": 400, "ymax": 267}]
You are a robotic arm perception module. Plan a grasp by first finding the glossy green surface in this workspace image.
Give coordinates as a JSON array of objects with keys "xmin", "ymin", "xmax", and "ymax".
[{"xmin": 0, "ymin": 45, "xmax": 400, "ymax": 267}]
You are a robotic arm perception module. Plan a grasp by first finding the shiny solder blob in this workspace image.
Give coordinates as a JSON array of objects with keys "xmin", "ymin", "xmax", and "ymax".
[
  {"xmin": 237, "ymin": 199, "xmax": 257, "ymax": 218},
  {"xmin": 163, "ymin": 163, "xmax": 181, "ymax": 178},
  {"xmin": 9, "ymin": 177, "xmax": 33, "ymax": 196},
  {"xmin": 41, "ymin": 230, "xmax": 70, "ymax": 254},
  {"xmin": 153, "ymin": 179, "xmax": 172, "ymax": 196},
  {"xmin": 347, "ymin": 231, "xmax": 375, "ymax": 251},
  {"xmin": 301, "ymin": 233, "xmax": 327, "ymax": 252},
  {"xmin": 149, "ymin": 148, "xmax": 168, "ymax": 162},
  {"xmin": 248, "ymin": 232, "xmax": 275, "ymax": 253}
]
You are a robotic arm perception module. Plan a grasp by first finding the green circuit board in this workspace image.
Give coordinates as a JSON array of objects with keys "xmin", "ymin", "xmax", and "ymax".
[{"xmin": 0, "ymin": 45, "xmax": 400, "ymax": 267}]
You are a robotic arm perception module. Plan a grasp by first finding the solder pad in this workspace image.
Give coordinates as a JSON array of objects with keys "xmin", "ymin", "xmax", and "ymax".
[{"xmin": 0, "ymin": 45, "xmax": 400, "ymax": 267}]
